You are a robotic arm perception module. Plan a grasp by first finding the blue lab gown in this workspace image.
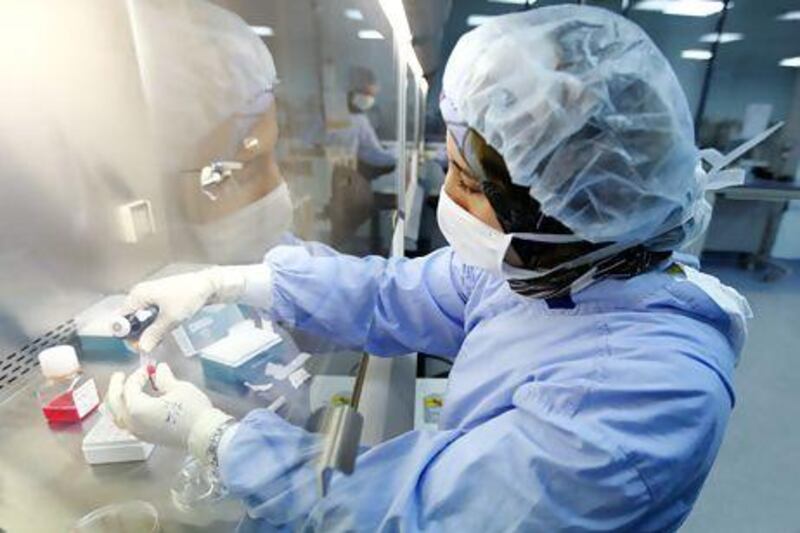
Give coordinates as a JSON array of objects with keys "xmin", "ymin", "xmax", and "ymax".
[
  {"xmin": 327, "ymin": 113, "xmax": 396, "ymax": 169},
  {"xmin": 219, "ymin": 244, "xmax": 747, "ymax": 532}
]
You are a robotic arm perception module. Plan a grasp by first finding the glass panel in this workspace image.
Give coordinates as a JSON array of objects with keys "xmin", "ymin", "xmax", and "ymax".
[
  {"xmin": 125, "ymin": 0, "xmax": 405, "ymax": 519},
  {"xmin": 404, "ymin": 70, "xmax": 426, "ymax": 253},
  {"xmin": 0, "ymin": 1, "xmax": 404, "ymax": 530},
  {"xmin": 313, "ymin": 0, "xmax": 401, "ymax": 258},
  {"xmin": 204, "ymin": 0, "xmax": 397, "ymax": 421}
]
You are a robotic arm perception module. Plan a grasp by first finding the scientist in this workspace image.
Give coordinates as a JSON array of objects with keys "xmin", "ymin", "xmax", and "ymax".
[
  {"xmin": 134, "ymin": 0, "xmax": 293, "ymax": 264},
  {"xmin": 335, "ymin": 66, "xmax": 397, "ymax": 178},
  {"xmin": 108, "ymin": 6, "xmax": 757, "ymax": 531}
]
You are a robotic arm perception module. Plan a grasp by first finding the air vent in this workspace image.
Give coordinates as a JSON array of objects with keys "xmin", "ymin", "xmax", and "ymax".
[{"xmin": 0, "ymin": 320, "xmax": 76, "ymax": 401}]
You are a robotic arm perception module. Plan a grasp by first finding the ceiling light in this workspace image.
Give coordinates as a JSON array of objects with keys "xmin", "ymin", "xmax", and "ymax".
[
  {"xmin": 700, "ymin": 32, "xmax": 743, "ymax": 43},
  {"xmin": 779, "ymin": 57, "xmax": 800, "ymax": 68},
  {"xmin": 682, "ymin": 49, "xmax": 713, "ymax": 60},
  {"xmin": 664, "ymin": 1, "xmax": 724, "ymax": 17},
  {"xmin": 634, "ymin": 0, "xmax": 726, "ymax": 17},
  {"xmin": 467, "ymin": 15, "xmax": 496, "ymax": 26},
  {"xmin": 377, "ymin": 0, "xmax": 428, "ymax": 92},
  {"xmin": 345, "ymin": 9, "xmax": 364, "ymax": 21},
  {"xmin": 777, "ymin": 11, "xmax": 800, "ymax": 21},
  {"xmin": 250, "ymin": 26, "xmax": 274, "ymax": 37},
  {"xmin": 634, "ymin": 0, "xmax": 671, "ymax": 11},
  {"xmin": 358, "ymin": 29, "xmax": 385, "ymax": 40},
  {"xmin": 489, "ymin": 0, "xmax": 535, "ymax": 5}
]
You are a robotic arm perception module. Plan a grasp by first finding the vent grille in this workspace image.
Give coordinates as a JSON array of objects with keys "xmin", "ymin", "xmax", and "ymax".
[{"xmin": 0, "ymin": 320, "xmax": 76, "ymax": 400}]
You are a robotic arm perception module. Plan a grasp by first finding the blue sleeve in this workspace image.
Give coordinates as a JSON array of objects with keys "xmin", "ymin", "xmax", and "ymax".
[
  {"xmin": 355, "ymin": 115, "xmax": 396, "ymax": 168},
  {"xmin": 264, "ymin": 246, "xmax": 470, "ymax": 357},
  {"xmin": 219, "ymin": 396, "xmax": 654, "ymax": 532}
]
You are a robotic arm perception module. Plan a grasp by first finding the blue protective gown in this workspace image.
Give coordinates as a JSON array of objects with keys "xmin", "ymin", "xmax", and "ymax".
[
  {"xmin": 219, "ymin": 244, "xmax": 747, "ymax": 532},
  {"xmin": 327, "ymin": 113, "xmax": 396, "ymax": 169}
]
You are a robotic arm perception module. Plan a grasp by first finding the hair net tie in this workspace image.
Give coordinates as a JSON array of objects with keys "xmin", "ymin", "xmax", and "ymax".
[{"xmin": 697, "ymin": 121, "xmax": 784, "ymax": 192}]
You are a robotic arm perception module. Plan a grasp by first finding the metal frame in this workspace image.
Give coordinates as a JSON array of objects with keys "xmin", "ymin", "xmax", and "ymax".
[{"xmin": 356, "ymin": 34, "xmax": 422, "ymax": 447}]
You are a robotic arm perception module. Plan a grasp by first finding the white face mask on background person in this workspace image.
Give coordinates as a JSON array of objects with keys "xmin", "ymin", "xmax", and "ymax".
[
  {"xmin": 436, "ymin": 186, "xmax": 633, "ymax": 280},
  {"xmin": 351, "ymin": 93, "xmax": 376, "ymax": 112},
  {"xmin": 193, "ymin": 181, "xmax": 293, "ymax": 264}
]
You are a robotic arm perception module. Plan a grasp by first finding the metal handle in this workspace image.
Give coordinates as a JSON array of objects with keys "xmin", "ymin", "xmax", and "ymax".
[{"xmin": 314, "ymin": 353, "xmax": 370, "ymax": 496}]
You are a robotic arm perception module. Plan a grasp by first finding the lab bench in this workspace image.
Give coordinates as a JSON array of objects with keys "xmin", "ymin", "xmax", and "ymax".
[{"xmin": 701, "ymin": 177, "xmax": 800, "ymax": 280}]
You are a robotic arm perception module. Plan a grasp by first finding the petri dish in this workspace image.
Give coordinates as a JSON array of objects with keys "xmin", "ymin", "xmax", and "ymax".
[{"xmin": 72, "ymin": 500, "xmax": 159, "ymax": 533}]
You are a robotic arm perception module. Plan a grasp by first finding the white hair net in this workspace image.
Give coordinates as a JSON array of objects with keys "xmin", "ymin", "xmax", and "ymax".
[
  {"xmin": 442, "ymin": 5, "xmax": 713, "ymax": 248},
  {"xmin": 129, "ymin": 0, "xmax": 278, "ymax": 172}
]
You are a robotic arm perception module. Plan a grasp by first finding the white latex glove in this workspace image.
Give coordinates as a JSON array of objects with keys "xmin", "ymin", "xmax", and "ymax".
[
  {"xmin": 122, "ymin": 265, "xmax": 272, "ymax": 353},
  {"xmin": 106, "ymin": 364, "xmax": 233, "ymax": 460}
]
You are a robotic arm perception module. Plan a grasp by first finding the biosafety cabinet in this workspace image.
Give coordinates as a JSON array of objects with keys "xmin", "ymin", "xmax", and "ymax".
[{"xmin": 0, "ymin": 1, "xmax": 449, "ymax": 530}]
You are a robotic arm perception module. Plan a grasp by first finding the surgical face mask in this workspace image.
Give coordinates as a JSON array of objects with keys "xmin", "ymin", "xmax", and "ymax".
[
  {"xmin": 351, "ymin": 93, "xmax": 375, "ymax": 112},
  {"xmin": 436, "ymin": 186, "xmax": 634, "ymax": 280},
  {"xmin": 194, "ymin": 182, "xmax": 293, "ymax": 264},
  {"xmin": 437, "ymin": 185, "xmax": 512, "ymax": 274}
]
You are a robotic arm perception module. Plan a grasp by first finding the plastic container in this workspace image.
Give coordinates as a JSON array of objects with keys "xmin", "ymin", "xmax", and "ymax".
[
  {"xmin": 37, "ymin": 345, "xmax": 99, "ymax": 424},
  {"xmin": 82, "ymin": 409, "xmax": 155, "ymax": 465},
  {"xmin": 170, "ymin": 456, "xmax": 227, "ymax": 511},
  {"xmin": 78, "ymin": 335, "xmax": 131, "ymax": 359},
  {"xmin": 171, "ymin": 304, "xmax": 248, "ymax": 357},
  {"xmin": 75, "ymin": 295, "xmax": 134, "ymax": 360},
  {"xmin": 199, "ymin": 321, "xmax": 283, "ymax": 384},
  {"xmin": 71, "ymin": 500, "xmax": 159, "ymax": 533}
]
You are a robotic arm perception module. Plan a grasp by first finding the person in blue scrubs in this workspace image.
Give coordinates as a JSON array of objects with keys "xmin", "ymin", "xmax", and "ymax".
[
  {"xmin": 326, "ymin": 66, "xmax": 397, "ymax": 179},
  {"xmin": 107, "ymin": 6, "xmax": 760, "ymax": 531}
]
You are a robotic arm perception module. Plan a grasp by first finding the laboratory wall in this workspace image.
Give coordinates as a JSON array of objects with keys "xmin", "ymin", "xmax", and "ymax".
[
  {"xmin": 702, "ymin": 60, "xmax": 799, "ymax": 122},
  {"xmin": 771, "ymin": 73, "xmax": 800, "ymax": 258}
]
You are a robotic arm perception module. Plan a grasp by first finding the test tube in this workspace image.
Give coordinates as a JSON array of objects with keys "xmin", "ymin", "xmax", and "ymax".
[
  {"xmin": 111, "ymin": 306, "xmax": 159, "ymax": 339},
  {"xmin": 111, "ymin": 306, "xmax": 159, "ymax": 390},
  {"xmin": 140, "ymin": 352, "xmax": 158, "ymax": 390}
]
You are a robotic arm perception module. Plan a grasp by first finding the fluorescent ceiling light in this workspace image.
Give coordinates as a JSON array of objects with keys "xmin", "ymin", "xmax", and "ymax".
[
  {"xmin": 779, "ymin": 56, "xmax": 800, "ymax": 68},
  {"xmin": 682, "ymin": 49, "xmax": 713, "ymax": 60},
  {"xmin": 377, "ymin": 0, "xmax": 429, "ymax": 92},
  {"xmin": 634, "ymin": 0, "xmax": 671, "ymax": 11},
  {"xmin": 358, "ymin": 29, "xmax": 385, "ymax": 40},
  {"xmin": 664, "ymin": 1, "xmax": 724, "ymax": 16},
  {"xmin": 345, "ymin": 9, "xmax": 364, "ymax": 21},
  {"xmin": 467, "ymin": 15, "xmax": 496, "ymax": 26},
  {"xmin": 489, "ymin": 0, "xmax": 535, "ymax": 4},
  {"xmin": 634, "ymin": 0, "xmax": 725, "ymax": 17},
  {"xmin": 700, "ymin": 32, "xmax": 743, "ymax": 43},
  {"xmin": 777, "ymin": 10, "xmax": 800, "ymax": 21},
  {"xmin": 250, "ymin": 25, "xmax": 274, "ymax": 37}
]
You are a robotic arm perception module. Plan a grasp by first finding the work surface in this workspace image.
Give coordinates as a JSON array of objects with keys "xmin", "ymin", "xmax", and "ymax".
[{"xmin": 0, "ymin": 330, "xmax": 314, "ymax": 532}]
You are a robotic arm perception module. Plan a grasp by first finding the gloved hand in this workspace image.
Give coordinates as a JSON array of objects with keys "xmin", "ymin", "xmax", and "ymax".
[
  {"xmin": 123, "ymin": 265, "xmax": 272, "ymax": 353},
  {"xmin": 106, "ymin": 364, "xmax": 233, "ymax": 461}
]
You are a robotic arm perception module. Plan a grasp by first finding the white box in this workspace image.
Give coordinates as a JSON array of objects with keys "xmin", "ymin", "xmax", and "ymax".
[{"xmin": 82, "ymin": 411, "xmax": 155, "ymax": 465}]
